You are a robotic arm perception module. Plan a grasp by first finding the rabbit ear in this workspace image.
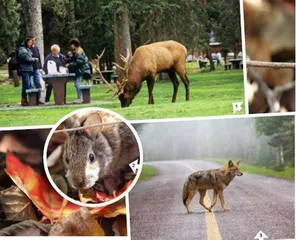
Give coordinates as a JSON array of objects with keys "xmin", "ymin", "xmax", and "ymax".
[
  {"xmin": 63, "ymin": 116, "xmax": 81, "ymax": 129},
  {"xmin": 81, "ymin": 112, "xmax": 103, "ymax": 140}
]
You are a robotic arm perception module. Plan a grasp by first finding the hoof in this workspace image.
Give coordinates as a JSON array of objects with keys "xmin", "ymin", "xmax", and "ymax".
[
  {"xmin": 223, "ymin": 208, "xmax": 230, "ymax": 211},
  {"xmin": 187, "ymin": 211, "xmax": 193, "ymax": 214},
  {"xmin": 208, "ymin": 209, "xmax": 212, "ymax": 212}
]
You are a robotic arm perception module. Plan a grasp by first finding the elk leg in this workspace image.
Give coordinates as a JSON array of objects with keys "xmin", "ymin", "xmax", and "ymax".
[
  {"xmin": 146, "ymin": 78, "xmax": 155, "ymax": 104},
  {"xmin": 175, "ymin": 68, "xmax": 190, "ymax": 101},
  {"xmin": 168, "ymin": 71, "xmax": 179, "ymax": 103}
]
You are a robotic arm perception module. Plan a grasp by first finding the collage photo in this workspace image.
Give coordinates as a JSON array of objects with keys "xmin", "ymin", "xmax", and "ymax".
[{"xmin": 0, "ymin": 0, "xmax": 294, "ymax": 239}]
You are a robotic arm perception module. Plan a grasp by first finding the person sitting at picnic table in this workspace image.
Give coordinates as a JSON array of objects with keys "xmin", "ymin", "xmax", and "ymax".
[
  {"xmin": 65, "ymin": 38, "xmax": 90, "ymax": 104},
  {"xmin": 18, "ymin": 38, "xmax": 39, "ymax": 106},
  {"xmin": 43, "ymin": 44, "xmax": 66, "ymax": 102}
]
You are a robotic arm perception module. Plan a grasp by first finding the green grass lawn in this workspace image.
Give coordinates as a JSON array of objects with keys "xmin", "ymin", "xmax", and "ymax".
[
  {"xmin": 207, "ymin": 158, "xmax": 294, "ymax": 180},
  {"xmin": 138, "ymin": 165, "xmax": 157, "ymax": 182},
  {"xmin": 0, "ymin": 69, "xmax": 244, "ymax": 127}
]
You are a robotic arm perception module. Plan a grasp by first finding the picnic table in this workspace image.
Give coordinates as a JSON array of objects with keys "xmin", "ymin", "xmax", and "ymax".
[
  {"xmin": 93, "ymin": 70, "xmax": 114, "ymax": 84},
  {"xmin": 42, "ymin": 73, "xmax": 76, "ymax": 105},
  {"xmin": 199, "ymin": 60, "xmax": 208, "ymax": 68},
  {"xmin": 229, "ymin": 59, "xmax": 242, "ymax": 69},
  {"xmin": 102, "ymin": 70, "xmax": 114, "ymax": 83}
]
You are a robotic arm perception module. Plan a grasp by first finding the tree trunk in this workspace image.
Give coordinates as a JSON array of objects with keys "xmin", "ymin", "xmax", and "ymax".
[
  {"xmin": 114, "ymin": 10, "xmax": 132, "ymax": 80},
  {"xmin": 279, "ymin": 145, "xmax": 284, "ymax": 164},
  {"xmin": 154, "ymin": 19, "xmax": 169, "ymax": 81},
  {"xmin": 157, "ymin": 72, "xmax": 170, "ymax": 81},
  {"xmin": 68, "ymin": 0, "xmax": 77, "ymax": 37},
  {"xmin": 207, "ymin": 49, "xmax": 215, "ymax": 71},
  {"xmin": 22, "ymin": 0, "xmax": 44, "ymax": 64}
]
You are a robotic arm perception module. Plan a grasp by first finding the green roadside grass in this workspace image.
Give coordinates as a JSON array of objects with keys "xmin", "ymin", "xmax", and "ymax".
[
  {"xmin": 206, "ymin": 158, "xmax": 294, "ymax": 180},
  {"xmin": 138, "ymin": 165, "xmax": 157, "ymax": 182}
]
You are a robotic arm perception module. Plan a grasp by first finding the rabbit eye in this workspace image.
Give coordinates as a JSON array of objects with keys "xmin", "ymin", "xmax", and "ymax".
[{"xmin": 88, "ymin": 153, "xmax": 95, "ymax": 163}]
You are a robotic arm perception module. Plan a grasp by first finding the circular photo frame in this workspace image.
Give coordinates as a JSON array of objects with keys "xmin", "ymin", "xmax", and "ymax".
[{"xmin": 43, "ymin": 107, "xmax": 143, "ymax": 207}]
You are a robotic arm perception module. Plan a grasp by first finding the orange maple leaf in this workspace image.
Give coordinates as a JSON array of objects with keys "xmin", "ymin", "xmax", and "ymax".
[
  {"xmin": 5, "ymin": 151, "xmax": 81, "ymax": 222},
  {"xmin": 5, "ymin": 151, "xmax": 126, "ymax": 221}
]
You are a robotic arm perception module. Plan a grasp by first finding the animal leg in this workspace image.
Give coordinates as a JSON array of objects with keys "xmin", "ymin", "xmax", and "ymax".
[
  {"xmin": 218, "ymin": 191, "xmax": 229, "ymax": 211},
  {"xmin": 146, "ymin": 78, "xmax": 155, "ymax": 104},
  {"xmin": 175, "ymin": 66, "xmax": 190, "ymax": 101},
  {"xmin": 168, "ymin": 71, "xmax": 179, "ymax": 103},
  {"xmin": 209, "ymin": 190, "xmax": 218, "ymax": 212},
  {"xmin": 199, "ymin": 190, "xmax": 211, "ymax": 211},
  {"xmin": 185, "ymin": 191, "xmax": 196, "ymax": 213}
]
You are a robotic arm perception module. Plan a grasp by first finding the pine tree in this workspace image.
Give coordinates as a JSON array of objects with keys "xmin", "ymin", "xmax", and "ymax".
[{"xmin": 0, "ymin": 0, "xmax": 21, "ymax": 54}]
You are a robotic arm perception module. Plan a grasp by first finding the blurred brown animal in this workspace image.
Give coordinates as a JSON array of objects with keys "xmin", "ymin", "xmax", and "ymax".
[{"xmin": 244, "ymin": 0, "xmax": 295, "ymax": 113}]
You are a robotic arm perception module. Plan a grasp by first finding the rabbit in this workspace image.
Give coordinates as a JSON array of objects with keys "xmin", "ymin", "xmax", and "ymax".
[{"xmin": 62, "ymin": 110, "xmax": 139, "ymax": 196}]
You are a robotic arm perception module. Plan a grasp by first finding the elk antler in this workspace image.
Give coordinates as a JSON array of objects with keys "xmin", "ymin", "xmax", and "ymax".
[
  {"xmin": 112, "ymin": 48, "xmax": 131, "ymax": 96},
  {"xmin": 91, "ymin": 48, "xmax": 117, "ymax": 95}
]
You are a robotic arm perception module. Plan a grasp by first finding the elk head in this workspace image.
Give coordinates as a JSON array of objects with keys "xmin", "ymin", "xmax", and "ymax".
[
  {"xmin": 92, "ymin": 49, "xmax": 134, "ymax": 107},
  {"xmin": 113, "ymin": 49, "xmax": 134, "ymax": 107}
]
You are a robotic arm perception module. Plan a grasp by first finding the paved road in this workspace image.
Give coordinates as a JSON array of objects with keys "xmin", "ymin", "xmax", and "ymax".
[{"xmin": 129, "ymin": 160, "xmax": 295, "ymax": 240}]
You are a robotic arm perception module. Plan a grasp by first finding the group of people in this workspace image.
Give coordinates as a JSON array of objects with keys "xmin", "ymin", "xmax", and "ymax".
[
  {"xmin": 16, "ymin": 37, "xmax": 90, "ymax": 106},
  {"xmin": 198, "ymin": 51, "xmax": 222, "ymax": 69}
]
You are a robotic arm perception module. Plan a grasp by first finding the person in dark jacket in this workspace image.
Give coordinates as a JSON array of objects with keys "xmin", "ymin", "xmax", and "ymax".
[
  {"xmin": 66, "ymin": 38, "xmax": 90, "ymax": 104},
  {"xmin": 18, "ymin": 38, "xmax": 38, "ymax": 106},
  {"xmin": 7, "ymin": 50, "xmax": 20, "ymax": 87},
  {"xmin": 30, "ymin": 36, "xmax": 43, "ymax": 104},
  {"xmin": 43, "ymin": 44, "xmax": 66, "ymax": 102}
]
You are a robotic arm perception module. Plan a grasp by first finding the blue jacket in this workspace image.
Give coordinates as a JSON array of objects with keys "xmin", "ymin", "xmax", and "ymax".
[
  {"xmin": 18, "ymin": 46, "xmax": 37, "ymax": 72},
  {"xmin": 43, "ymin": 53, "xmax": 66, "ymax": 74}
]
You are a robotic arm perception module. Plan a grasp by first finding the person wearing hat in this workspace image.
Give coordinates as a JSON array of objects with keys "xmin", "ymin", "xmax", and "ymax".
[{"xmin": 66, "ymin": 38, "xmax": 90, "ymax": 104}]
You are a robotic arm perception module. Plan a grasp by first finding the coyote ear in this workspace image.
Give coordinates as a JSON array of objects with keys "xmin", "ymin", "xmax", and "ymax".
[
  {"xmin": 236, "ymin": 160, "xmax": 241, "ymax": 165},
  {"xmin": 228, "ymin": 160, "xmax": 234, "ymax": 167}
]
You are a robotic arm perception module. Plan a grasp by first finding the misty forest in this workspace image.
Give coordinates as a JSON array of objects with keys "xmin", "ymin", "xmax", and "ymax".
[{"xmin": 133, "ymin": 116, "xmax": 295, "ymax": 171}]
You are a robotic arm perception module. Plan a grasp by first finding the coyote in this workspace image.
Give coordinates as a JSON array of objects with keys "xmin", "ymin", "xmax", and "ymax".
[{"xmin": 182, "ymin": 160, "xmax": 243, "ymax": 213}]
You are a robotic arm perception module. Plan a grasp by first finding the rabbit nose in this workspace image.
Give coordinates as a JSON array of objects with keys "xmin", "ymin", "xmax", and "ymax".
[{"xmin": 73, "ymin": 180, "xmax": 85, "ymax": 189}]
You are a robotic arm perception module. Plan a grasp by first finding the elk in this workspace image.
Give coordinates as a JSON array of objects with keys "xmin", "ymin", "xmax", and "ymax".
[{"xmin": 94, "ymin": 41, "xmax": 190, "ymax": 107}]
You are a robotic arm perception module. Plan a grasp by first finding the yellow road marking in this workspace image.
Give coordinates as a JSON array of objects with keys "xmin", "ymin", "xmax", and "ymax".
[
  {"xmin": 204, "ymin": 195, "xmax": 222, "ymax": 240},
  {"xmin": 183, "ymin": 163, "xmax": 222, "ymax": 240}
]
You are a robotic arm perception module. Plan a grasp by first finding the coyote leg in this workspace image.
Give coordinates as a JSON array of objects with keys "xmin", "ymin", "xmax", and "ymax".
[
  {"xmin": 218, "ymin": 191, "xmax": 229, "ymax": 211},
  {"xmin": 209, "ymin": 190, "xmax": 218, "ymax": 212},
  {"xmin": 185, "ymin": 191, "xmax": 196, "ymax": 213},
  {"xmin": 199, "ymin": 190, "xmax": 211, "ymax": 211}
]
